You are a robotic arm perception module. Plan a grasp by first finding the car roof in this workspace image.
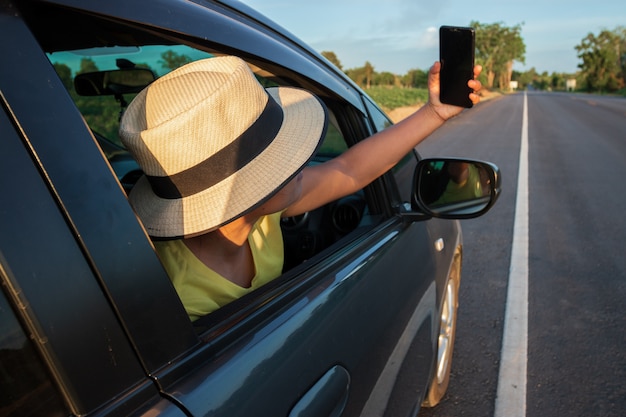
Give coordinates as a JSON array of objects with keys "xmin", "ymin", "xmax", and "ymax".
[{"xmin": 19, "ymin": 0, "xmax": 366, "ymax": 112}]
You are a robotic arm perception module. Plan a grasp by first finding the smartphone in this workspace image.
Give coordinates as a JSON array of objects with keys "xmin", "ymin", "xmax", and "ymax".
[{"xmin": 439, "ymin": 25, "xmax": 475, "ymax": 108}]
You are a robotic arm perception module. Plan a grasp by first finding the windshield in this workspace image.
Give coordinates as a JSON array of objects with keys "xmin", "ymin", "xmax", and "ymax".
[{"xmin": 48, "ymin": 45, "xmax": 213, "ymax": 150}]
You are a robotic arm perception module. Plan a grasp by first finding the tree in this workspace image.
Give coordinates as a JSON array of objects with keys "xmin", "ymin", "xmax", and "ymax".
[
  {"xmin": 346, "ymin": 61, "xmax": 375, "ymax": 88},
  {"xmin": 575, "ymin": 27, "xmax": 625, "ymax": 92},
  {"xmin": 618, "ymin": 26, "xmax": 626, "ymax": 87},
  {"xmin": 513, "ymin": 68, "xmax": 576, "ymax": 91},
  {"xmin": 345, "ymin": 66, "xmax": 365, "ymax": 87},
  {"xmin": 402, "ymin": 69, "xmax": 428, "ymax": 88},
  {"xmin": 159, "ymin": 50, "xmax": 192, "ymax": 72},
  {"xmin": 374, "ymin": 71, "xmax": 396, "ymax": 87},
  {"xmin": 364, "ymin": 61, "xmax": 374, "ymax": 89},
  {"xmin": 321, "ymin": 51, "xmax": 343, "ymax": 71},
  {"xmin": 472, "ymin": 21, "xmax": 526, "ymax": 89},
  {"xmin": 78, "ymin": 58, "xmax": 99, "ymax": 74},
  {"xmin": 550, "ymin": 72, "xmax": 565, "ymax": 91},
  {"xmin": 53, "ymin": 63, "xmax": 73, "ymax": 91}
]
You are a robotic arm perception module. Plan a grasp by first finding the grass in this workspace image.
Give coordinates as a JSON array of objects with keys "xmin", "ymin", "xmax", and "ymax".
[
  {"xmin": 364, "ymin": 86, "xmax": 429, "ymax": 111},
  {"xmin": 366, "ymin": 85, "xmax": 626, "ymax": 111}
]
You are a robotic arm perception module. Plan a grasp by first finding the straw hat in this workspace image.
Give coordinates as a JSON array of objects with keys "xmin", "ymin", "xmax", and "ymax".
[{"xmin": 119, "ymin": 56, "xmax": 327, "ymax": 239}]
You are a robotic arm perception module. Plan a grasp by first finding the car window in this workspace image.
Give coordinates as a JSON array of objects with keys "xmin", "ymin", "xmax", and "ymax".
[
  {"xmin": 363, "ymin": 95, "xmax": 393, "ymax": 133},
  {"xmin": 49, "ymin": 45, "xmax": 214, "ymax": 151},
  {"xmin": 47, "ymin": 42, "xmax": 378, "ymax": 318},
  {"xmin": 317, "ymin": 113, "xmax": 348, "ymax": 157},
  {"xmin": 363, "ymin": 95, "xmax": 417, "ymax": 202},
  {"xmin": 49, "ymin": 46, "xmax": 348, "ymax": 176},
  {"xmin": 0, "ymin": 288, "xmax": 68, "ymax": 416}
]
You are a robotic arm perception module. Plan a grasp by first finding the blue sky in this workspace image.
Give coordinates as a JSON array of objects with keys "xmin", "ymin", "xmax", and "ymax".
[{"xmin": 240, "ymin": 0, "xmax": 625, "ymax": 75}]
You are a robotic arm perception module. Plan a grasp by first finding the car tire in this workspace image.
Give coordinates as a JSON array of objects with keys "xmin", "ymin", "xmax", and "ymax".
[{"xmin": 422, "ymin": 248, "xmax": 461, "ymax": 408}]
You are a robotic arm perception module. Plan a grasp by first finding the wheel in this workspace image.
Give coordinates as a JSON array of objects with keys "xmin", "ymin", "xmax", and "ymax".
[{"xmin": 422, "ymin": 250, "xmax": 461, "ymax": 408}]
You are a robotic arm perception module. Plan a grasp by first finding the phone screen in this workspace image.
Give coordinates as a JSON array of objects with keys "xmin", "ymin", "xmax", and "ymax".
[{"xmin": 439, "ymin": 26, "xmax": 475, "ymax": 108}]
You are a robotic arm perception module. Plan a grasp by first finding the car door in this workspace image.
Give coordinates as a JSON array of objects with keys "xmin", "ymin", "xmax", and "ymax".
[
  {"xmin": 138, "ymin": 221, "xmax": 440, "ymax": 417},
  {"xmin": 0, "ymin": 7, "xmax": 192, "ymax": 415},
  {"xmin": 128, "ymin": 94, "xmax": 444, "ymax": 417},
  {"xmin": 5, "ymin": 2, "xmax": 450, "ymax": 416}
]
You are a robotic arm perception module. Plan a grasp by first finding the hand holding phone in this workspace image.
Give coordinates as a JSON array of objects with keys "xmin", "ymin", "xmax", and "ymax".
[{"xmin": 439, "ymin": 25, "xmax": 475, "ymax": 108}]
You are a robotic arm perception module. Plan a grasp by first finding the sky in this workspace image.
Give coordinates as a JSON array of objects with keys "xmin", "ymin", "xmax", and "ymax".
[{"xmin": 240, "ymin": 0, "xmax": 625, "ymax": 75}]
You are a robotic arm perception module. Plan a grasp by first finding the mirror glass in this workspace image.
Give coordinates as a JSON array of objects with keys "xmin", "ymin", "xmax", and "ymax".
[
  {"xmin": 74, "ymin": 68, "xmax": 156, "ymax": 96},
  {"xmin": 415, "ymin": 159, "xmax": 499, "ymax": 217}
]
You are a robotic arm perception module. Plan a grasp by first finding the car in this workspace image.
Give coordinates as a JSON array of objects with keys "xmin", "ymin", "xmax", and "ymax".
[{"xmin": 0, "ymin": 1, "xmax": 500, "ymax": 416}]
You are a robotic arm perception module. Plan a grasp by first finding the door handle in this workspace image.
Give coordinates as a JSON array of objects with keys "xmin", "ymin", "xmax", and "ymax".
[{"xmin": 289, "ymin": 365, "xmax": 350, "ymax": 417}]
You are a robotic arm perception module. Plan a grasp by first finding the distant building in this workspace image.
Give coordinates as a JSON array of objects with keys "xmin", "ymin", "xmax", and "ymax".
[{"xmin": 566, "ymin": 79, "xmax": 576, "ymax": 91}]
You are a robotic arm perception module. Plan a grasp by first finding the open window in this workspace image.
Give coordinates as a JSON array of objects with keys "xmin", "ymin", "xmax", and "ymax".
[{"xmin": 47, "ymin": 39, "xmax": 384, "ymax": 319}]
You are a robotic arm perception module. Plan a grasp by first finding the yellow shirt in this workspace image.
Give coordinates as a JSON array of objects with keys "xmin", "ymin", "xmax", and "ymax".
[
  {"xmin": 435, "ymin": 164, "xmax": 483, "ymax": 205},
  {"xmin": 155, "ymin": 212, "xmax": 284, "ymax": 321}
]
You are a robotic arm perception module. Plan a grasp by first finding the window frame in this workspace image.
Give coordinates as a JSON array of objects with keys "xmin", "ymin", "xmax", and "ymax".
[
  {"xmin": 2, "ymin": 0, "xmax": 198, "ymax": 390},
  {"xmin": 0, "ymin": 95, "xmax": 157, "ymax": 414}
]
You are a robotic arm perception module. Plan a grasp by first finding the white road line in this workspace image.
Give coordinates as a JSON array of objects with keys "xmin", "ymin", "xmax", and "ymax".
[{"xmin": 494, "ymin": 92, "xmax": 529, "ymax": 417}]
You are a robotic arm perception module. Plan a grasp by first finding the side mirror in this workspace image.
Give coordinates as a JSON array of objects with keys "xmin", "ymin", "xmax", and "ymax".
[
  {"xmin": 411, "ymin": 158, "xmax": 501, "ymax": 219},
  {"xmin": 74, "ymin": 68, "xmax": 156, "ymax": 96}
]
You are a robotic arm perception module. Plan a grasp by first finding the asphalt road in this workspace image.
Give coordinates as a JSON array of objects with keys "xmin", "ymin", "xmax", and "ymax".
[{"xmin": 417, "ymin": 92, "xmax": 626, "ymax": 417}]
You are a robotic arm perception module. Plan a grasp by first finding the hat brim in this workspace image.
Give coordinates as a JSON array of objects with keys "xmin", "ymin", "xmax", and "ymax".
[{"xmin": 128, "ymin": 86, "xmax": 327, "ymax": 239}]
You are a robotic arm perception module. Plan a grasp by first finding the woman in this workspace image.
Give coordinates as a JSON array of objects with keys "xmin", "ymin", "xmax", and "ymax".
[{"xmin": 120, "ymin": 56, "xmax": 481, "ymax": 320}]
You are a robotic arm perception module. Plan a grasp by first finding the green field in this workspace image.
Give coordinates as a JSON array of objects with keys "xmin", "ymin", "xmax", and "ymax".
[{"xmin": 364, "ymin": 86, "xmax": 429, "ymax": 111}]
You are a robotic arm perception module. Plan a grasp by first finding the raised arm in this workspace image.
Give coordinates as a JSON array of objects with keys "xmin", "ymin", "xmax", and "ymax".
[{"xmin": 283, "ymin": 62, "xmax": 482, "ymax": 217}]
